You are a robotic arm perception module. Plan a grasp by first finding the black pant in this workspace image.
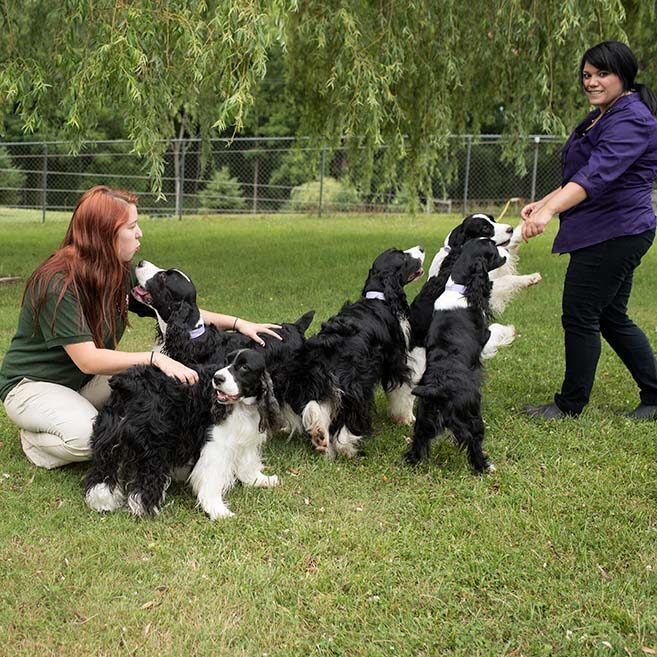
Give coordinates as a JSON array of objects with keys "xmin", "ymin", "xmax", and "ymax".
[{"xmin": 554, "ymin": 228, "xmax": 657, "ymax": 415}]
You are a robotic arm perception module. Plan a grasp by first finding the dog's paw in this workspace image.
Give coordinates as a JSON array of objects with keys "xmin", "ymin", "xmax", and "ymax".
[
  {"xmin": 528, "ymin": 272, "xmax": 542, "ymax": 285},
  {"xmin": 252, "ymin": 473, "xmax": 279, "ymax": 488},
  {"xmin": 127, "ymin": 492, "xmax": 158, "ymax": 517},
  {"xmin": 202, "ymin": 498, "xmax": 234, "ymax": 520},
  {"xmin": 85, "ymin": 483, "xmax": 125, "ymax": 512},
  {"xmin": 389, "ymin": 411, "xmax": 416, "ymax": 426}
]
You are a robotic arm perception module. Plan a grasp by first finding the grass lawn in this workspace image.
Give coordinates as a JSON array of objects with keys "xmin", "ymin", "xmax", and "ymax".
[{"xmin": 0, "ymin": 213, "xmax": 656, "ymax": 657}]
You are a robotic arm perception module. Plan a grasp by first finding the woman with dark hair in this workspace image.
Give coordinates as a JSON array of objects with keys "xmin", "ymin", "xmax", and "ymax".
[
  {"xmin": 0, "ymin": 186, "xmax": 281, "ymax": 468},
  {"xmin": 521, "ymin": 41, "xmax": 657, "ymax": 420}
]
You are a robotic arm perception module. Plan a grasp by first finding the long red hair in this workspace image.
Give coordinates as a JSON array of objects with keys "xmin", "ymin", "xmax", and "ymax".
[{"xmin": 26, "ymin": 186, "xmax": 139, "ymax": 347}]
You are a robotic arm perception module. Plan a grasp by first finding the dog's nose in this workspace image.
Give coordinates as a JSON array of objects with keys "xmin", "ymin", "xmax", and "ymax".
[
  {"xmin": 418, "ymin": 245, "xmax": 425, "ymax": 253},
  {"xmin": 213, "ymin": 373, "xmax": 225, "ymax": 386},
  {"xmin": 506, "ymin": 226, "xmax": 513, "ymax": 234},
  {"xmin": 137, "ymin": 259, "xmax": 145, "ymax": 267}
]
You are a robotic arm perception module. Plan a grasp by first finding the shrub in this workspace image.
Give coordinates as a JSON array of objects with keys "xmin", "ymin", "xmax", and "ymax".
[
  {"xmin": 283, "ymin": 177, "xmax": 360, "ymax": 212},
  {"xmin": 198, "ymin": 167, "xmax": 247, "ymax": 211},
  {"xmin": 0, "ymin": 146, "xmax": 27, "ymax": 206}
]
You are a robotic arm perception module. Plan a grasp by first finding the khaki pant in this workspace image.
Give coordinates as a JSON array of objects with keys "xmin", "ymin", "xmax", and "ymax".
[{"xmin": 3, "ymin": 376, "xmax": 112, "ymax": 469}]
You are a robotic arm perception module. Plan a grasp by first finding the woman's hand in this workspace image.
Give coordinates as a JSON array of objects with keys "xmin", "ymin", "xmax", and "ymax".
[
  {"xmin": 521, "ymin": 205, "xmax": 555, "ymax": 241},
  {"xmin": 235, "ymin": 319, "xmax": 282, "ymax": 347},
  {"xmin": 152, "ymin": 352, "xmax": 199, "ymax": 384},
  {"xmin": 520, "ymin": 200, "xmax": 545, "ymax": 220}
]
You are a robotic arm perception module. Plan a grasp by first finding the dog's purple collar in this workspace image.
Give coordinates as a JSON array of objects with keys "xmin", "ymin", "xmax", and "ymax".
[
  {"xmin": 443, "ymin": 245, "xmax": 451, "ymax": 253},
  {"xmin": 365, "ymin": 291, "xmax": 386, "ymax": 301},
  {"xmin": 189, "ymin": 325, "xmax": 206, "ymax": 339},
  {"xmin": 445, "ymin": 283, "xmax": 466, "ymax": 294}
]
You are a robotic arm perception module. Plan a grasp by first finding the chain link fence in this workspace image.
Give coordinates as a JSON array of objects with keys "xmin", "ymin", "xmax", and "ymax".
[{"xmin": 0, "ymin": 135, "xmax": 567, "ymax": 220}]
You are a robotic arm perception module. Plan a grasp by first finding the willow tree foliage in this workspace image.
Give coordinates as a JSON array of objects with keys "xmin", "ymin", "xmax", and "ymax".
[{"xmin": 0, "ymin": 0, "xmax": 653, "ymax": 194}]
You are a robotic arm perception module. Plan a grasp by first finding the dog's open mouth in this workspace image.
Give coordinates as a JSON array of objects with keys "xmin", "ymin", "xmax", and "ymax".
[
  {"xmin": 497, "ymin": 238, "xmax": 511, "ymax": 248},
  {"xmin": 216, "ymin": 390, "xmax": 241, "ymax": 404},
  {"xmin": 407, "ymin": 267, "xmax": 424, "ymax": 283},
  {"xmin": 131, "ymin": 285, "xmax": 153, "ymax": 305}
]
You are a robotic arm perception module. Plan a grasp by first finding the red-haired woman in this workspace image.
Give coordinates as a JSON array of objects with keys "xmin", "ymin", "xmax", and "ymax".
[{"xmin": 0, "ymin": 186, "xmax": 281, "ymax": 468}]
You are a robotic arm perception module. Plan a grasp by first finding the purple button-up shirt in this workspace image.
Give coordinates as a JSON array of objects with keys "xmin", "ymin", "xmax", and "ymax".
[{"xmin": 553, "ymin": 93, "xmax": 657, "ymax": 253}]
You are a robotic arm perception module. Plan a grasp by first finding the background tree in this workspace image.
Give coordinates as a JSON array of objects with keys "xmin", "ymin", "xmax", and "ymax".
[{"xmin": 1, "ymin": 1, "xmax": 653, "ymax": 196}]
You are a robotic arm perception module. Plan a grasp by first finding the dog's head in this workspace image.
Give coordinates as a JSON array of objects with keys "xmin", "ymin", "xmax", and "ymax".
[
  {"xmin": 363, "ymin": 246, "xmax": 425, "ymax": 310},
  {"xmin": 132, "ymin": 260, "xmax": 201, "ymax": 334},
  {"xmin": 449, "ymin": 239, "xmax": 507, "ymax": 315},
  {"xmin": 212, "ymin": 349, "xmax": 283, "ymax": 434},
  {"xmin": 446, "ymin": 213, "xmax": 513, "ymax": 250}
]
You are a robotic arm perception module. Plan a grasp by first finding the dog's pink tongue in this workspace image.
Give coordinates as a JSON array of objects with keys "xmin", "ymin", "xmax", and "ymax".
[{"xmin": 131, "ymin": 285, "xmax": 151, "ymax": 303}]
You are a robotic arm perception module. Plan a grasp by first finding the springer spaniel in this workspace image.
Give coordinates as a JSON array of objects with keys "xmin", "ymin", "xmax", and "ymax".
[
  {"xmin": 131, "ymin": 260, "xmax": 315, "ymax": 426},
  {"xmin": 387, "ymin": 213, "xmax": 541, "ymax": 425},
  {"xmin": 85, "ymin": 349, "xmax": 282, "ymax": 519},
  {"xmin": 286, "ymin": 246, "xmax": 425, "ymax": 458},
  {"xmin": 406, "ymin": 239, "xmax": 507, "ymax": 473}
]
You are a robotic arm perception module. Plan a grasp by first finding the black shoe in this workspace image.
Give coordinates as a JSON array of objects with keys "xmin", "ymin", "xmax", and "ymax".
[
  {"xmin": 523, "ymin": 402, "xmax": 566, "ymax": 420},
  {"xmin": 624, "ymin": 403, "xmax": 657, "ymax": 420}
]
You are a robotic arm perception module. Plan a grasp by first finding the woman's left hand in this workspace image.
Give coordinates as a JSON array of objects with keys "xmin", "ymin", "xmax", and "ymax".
[
  {"xmin": 522, "ymin": 205, "xmax": 555, "ymax": 241},
  {"xmin": 235, "ymin": 319, "xmax": 282, "ymax": 346}
]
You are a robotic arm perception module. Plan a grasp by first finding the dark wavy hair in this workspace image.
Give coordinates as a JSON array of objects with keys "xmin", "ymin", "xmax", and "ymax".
[
  {"xmin": 25, "ymin": 185, "xmax": 138, "ymax": 347},
  {"xmin": 580, "ymin": 41, "xmax": 657, "ymax": 116}
]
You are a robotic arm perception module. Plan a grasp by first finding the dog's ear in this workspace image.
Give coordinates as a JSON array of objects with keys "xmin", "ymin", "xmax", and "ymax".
[
  {"xmin": 295, "ymin": 310, "xmax": 315, "ymax": 334},
  {"xmin": 464, "ymin": 258, "xmax": 493, "ymax": 315},
  {"xmin": 257, "ymin": 371, "xmax": 283, "ymax": 435},
  {"xmin": 382, "ymin": 273, "xmax": 409, "ymax": 317},
  {"xmin": 447, "ymin": 224, "xmax": 466, "ymax": 249}
]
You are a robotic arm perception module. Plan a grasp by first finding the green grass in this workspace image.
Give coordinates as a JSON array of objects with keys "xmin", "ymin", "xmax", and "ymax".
[{"xmin": 1, "ymin": 214, "xmax": 656, "ymax": 657}]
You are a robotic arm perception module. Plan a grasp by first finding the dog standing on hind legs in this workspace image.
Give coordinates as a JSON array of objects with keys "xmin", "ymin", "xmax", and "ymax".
[{"xmin": 406, "ymin": 238, "xmax": 507, "ymax": 473}]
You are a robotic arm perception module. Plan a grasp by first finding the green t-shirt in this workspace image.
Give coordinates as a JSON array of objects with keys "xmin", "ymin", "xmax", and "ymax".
[{"xmin": 0, "ymin": 270, "xmax": 150, "ymax": 401}]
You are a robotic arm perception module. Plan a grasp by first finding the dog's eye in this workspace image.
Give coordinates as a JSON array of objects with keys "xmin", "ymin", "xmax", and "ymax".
[{"xmin": 240, "ymin": 364, "xmax": 250, "ymax": 372}]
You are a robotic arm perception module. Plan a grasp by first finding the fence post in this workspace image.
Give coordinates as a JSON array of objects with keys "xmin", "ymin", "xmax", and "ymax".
[
  {"xmin": 41, "ymin": 143, "xmax": 48, "ymax": 223},
  {"xmin": 179, "ymin": 142, "xmax": 185, "ymax": 221},
  {"xmin": 463, "ymin": 135, "xmax": 472, "ymax": 215},
  {"xmin": 252, "ymin": 139, "xmax": 259, "ymax": 214},
  {"xmin": 318, "ymin": 145, "xmax": 326, "ymax": 216},
  {"xmin": 530, "ymin": 136, "xmax": 540, "ymax": 201}
]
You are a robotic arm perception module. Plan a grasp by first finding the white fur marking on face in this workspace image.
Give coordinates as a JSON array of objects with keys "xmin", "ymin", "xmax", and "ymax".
[
  {"xmin": 135, "ymin": 260, "xmax": 163, "ymax": 286},
  {"xmin": 405, "ymin": 245, "xmax": 426, "ymax": 265},
  {"xmin": 215, "ymin": 367, "xmax": 239, "ymax": 396}
]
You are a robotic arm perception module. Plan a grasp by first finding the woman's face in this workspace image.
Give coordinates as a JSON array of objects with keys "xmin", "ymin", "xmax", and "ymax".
[
  {"xmin": 582, "ymin": 62, "xmax": 625, "ymax": 112},
  {"xmin": 116, "ymin": 204, "xmax": 142, "ymax": 262}
]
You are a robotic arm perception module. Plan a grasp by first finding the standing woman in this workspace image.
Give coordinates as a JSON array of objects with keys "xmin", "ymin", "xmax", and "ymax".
[
  {"xmin": 521, "ymin": 41, "xmax": 657, "ymax": 419},
  {"xmin": 0, "ymin": 186, "xmax": 281, "ymax": 468}
]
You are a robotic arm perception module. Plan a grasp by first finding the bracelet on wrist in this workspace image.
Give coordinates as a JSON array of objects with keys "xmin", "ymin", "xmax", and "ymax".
[
  {"xmin": 150, "ymin": 351, "xmax": 155, "ymax": 366},
  {"xmin": 232, "ymin": 317, "xmax": 239, "ymax": 331}
]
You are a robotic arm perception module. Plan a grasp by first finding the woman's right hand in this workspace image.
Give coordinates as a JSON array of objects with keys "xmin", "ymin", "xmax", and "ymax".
[
  {"xmin": 152, "ymin": 352, "xmax": 199, "ymax": 385},
  {"xmin": 521, "ymin": 200, "xmax": 544, "ymax": 220}
]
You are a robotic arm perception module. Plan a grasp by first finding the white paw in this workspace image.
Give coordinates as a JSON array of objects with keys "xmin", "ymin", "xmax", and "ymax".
[
  {"xmin": 250, "ymin": 473, "xmax": 280, "ymax": 488},
  {"xmin": 485, "ymin": 462, "xmax": 497, "ymax": 473},
  {"xmin": 85, "ymin": 483, "xmax": 125, "ymax": 512},
  {"xmin": 202, "ymin": 498, "xmax": 234, "ymax": 520},
  {"xmin": 127, "ymin": 492, "xmax": 158, "ymax": 517},
  {"xmin": 528, "ymin": 272, "xmax": 542, "ymax": 285},
  {"xmin": 389, "ymin": 410, "xmax": 416, "ymax": 426}
]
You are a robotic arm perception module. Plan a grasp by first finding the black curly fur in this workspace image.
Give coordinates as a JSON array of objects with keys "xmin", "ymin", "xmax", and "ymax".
[
  {"xmin": 85, "ymin": 350, "xmax": 281, "ymax": 517},
  {"xmin": 409, "ymin": 214, "xmax": 499, "ymax": 348},
  {"xmin": 406, "ymin": 239, "xmax": 506, "ymax": 473},
  {"xmin": 288, "ymin": 247, "xmax": 424, "ymax": 442}
]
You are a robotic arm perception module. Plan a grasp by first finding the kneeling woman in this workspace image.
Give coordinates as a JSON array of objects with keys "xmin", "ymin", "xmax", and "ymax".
[{"xmin": 0, "ymin": 185, "xmax": 280, "ymax": 469}]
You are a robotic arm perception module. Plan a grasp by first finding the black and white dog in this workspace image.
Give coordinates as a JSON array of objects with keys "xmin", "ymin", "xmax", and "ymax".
[
  {"xmin": 406, "ymin": 239, "xmax": 507, "ymax": 472},
  {"xmin": 131, "ymin": 260, "xmax": 315, "ymax": 428},
  {"xmin": 85, "ymin": 349, "xmax": 283, "ymax": 519},
  {"xmin": 387, "ymin": 213, "xmax": 541, "ymax": 425},
  {"xmin": 289, "ymin": 246, "xmax": 425, "ymax": 457}
]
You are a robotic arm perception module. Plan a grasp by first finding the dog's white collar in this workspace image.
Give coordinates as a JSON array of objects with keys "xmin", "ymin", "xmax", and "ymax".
[
  {"xmin": 365, "ymin": 291, "xmax": 386, "ymax": 301},
  {"xmin": 189, "ymin": 325, "xmax": 206, "ymax": 339},
  {"xmin": 445, "ymin": 282, "xmax": 466, "ymax": 294}
]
